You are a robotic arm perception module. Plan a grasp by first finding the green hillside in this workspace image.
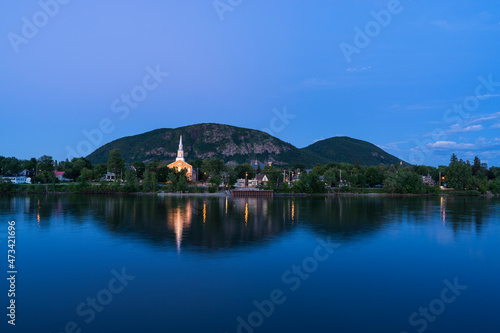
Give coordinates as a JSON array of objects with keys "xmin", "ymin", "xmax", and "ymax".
[
  {"xmin": 301, "ymin": 136, "xmax": 406, "ymax": 166},
  {"xmin": 87, "ymin": 123, "xmax": 327, "ymax": 167},
  {"xmin": 87, "ymin": 124, "xmax": 406, "ymax": 167}
]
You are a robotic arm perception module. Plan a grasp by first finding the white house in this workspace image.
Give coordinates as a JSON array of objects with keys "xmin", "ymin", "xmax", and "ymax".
[{"xmin": 1, "ymin": 176, "xmax": 30, "ymax": 184}]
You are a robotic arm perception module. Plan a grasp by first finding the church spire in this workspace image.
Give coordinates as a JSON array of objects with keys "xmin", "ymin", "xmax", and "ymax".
[{"xmin": 176, "ymin": 136, "xmax": 184, "ymax": 161}]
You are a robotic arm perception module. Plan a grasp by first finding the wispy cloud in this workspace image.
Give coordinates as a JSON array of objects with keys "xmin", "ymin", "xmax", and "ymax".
[
  {"xmin": 301, "ymin": 78, "xmax": 336, "ymax": 88},
  {"xmin": 426, "ymin": 137, "xmax": 500, "ymax": 154},
  {"xmin": 346, "ymin": 66, "xmax": 371, "ymax": 73},
  {"xmin": 431, "ymin": 20, "xmax": 452, "ymax": 30},
  {"xmin": 430, "ymin": 11, "xmax": 500, "ymax": 32},
  {"xmin": 378, "ymin": 140, "xmax": 409, "ymax": 152},
  {"xmin": 424, "ymin": 124, "xmax": 484, "ymax": 137},
  {"xmin": 426, "ymin": 141, "xmax": 475, "ymax": 150},
  {"xmin": 491, "ymin": 123, "xmax": 500, "ymax": 129},
  {"xmin": 476, "ymin": 94, "xmax": 500, "ymax": 99}
]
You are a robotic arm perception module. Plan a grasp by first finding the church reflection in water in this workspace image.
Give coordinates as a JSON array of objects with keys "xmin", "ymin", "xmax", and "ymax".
[
  {"xmin": 167, "ymin": 201, "xmax": 192, "ymax": 253},
  {"xmin": 9, "ymin": 194, "xmax": 494, "ymax": 253}
]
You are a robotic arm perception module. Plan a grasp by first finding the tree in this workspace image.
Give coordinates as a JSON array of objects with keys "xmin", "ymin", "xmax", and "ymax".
[
  {"xmin": 143, "ymin": 170, "xmax": 158, "ymax": 192},
  {"xmin": 157, "ymin": 166, "xmax": 171, "ymax": 182},
  {"xmin": 294, "ymin": 163, "xmax": 306, "ymax": 172},
  {"xmin": 80, "ymin": 168, "xmax": 94, "ymax": 182},
  {"xmin": 445, "ymin": 159, "xmax": 473, "ymax": 190},
  {"xmin": 146, "ymin": 160, "xmax": 159, "ymax": 173},
  {"xmin": 124, "ymin": 169, "xmax": 139, "ymax": 192},
  {"xmin": 235, "ymin": 163, "xmax": 255, "ymax": 179},
  {"xmin": 358, "ymin": 174, "xmax": 367, "ymax": 188},
  {"xmin": 450, "ymin": 153, "xmax": 458, "ymax": 163},
  {"xmin": 107, "ymin": 149, "xmax": 125, "ymax": 176},
  {"xmin": 202, "ymin": 158, "xmax": 224, "ymax": 178},
  {"xmin": 132, "ymin": 161, "xmax": 146, "ymax": 178},
  {"xmin": 490, "ymin": 167, "xmax": 500, "ymax": 180},
  {"xmin": 38, "ymin": 155, "xmax": 54, "ymax": 172},
  {"xmin": 93, "ymin": 164, "xmax": 107, "ymax": 181},
  {"xmin": 472, "ymin": 156, "xmax": 481, "ymax": 176},
  {"xmin": 23, "ymin": 157, "xmax": 37, "ymax": 171},
  {"xmin": 366, "ymin": 166, "xmax": 384, "ymax": 186},
  {"xmin": 312, "ymin": 164, "xmax": 328, "ymax": 176},
  {"xmin": 0, "ymin": 157, "xmax": 22, "ymax": 176},
  {"xmin": 323, "ymin": 169, "xmax": 337, "ymax": 187},
  {"xmin": 383, "ymin": 171, "xmax": 424, "ymax": 194},
  {"xmin": 294, "ymin": 172, "xmax": 326, "ymax": 193},
  {"xmin": 63, "ymin": 157, "xmax": 93, "ymax": 181}
]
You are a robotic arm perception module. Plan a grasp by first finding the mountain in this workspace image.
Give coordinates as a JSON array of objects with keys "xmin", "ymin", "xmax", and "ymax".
[
  {"xmin": 301, "ymin": 136, "xmax": 406, "ymax": 166},
  {"xmin": 86, "ymin": 123, "xmax": 406, "ymax": 167},
  {"xmin": 87, "ymin": 123, "xmax": 327, "ymax": 167}
]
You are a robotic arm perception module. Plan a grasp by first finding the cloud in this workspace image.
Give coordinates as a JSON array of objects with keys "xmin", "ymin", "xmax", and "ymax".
[
  {"xmin": 491, "ymin": 123, "xmax": 500, "ymax": 129},
  {"xmin": 426, "ymin": 141, "xmax": 475, "ymax": 150},
  {"xmin": 469, "ymin": 112, "xmax": 500, "ymax": 125},
  {"xmin": 460, "ymin": 125, "xmax": 484, "ymax": 132},
  {"xmin": 430, "ymin": 12, "xmax": 500, "ymax": 32},
  {"xmin": 476, "ymin": 94, "xmax": 500, "ymax": 99},
  {"xmin": 431, "ymin": 20, "xmax": 452, "ymax": 30},
  {"xmin": 346, "ymin": 66, "xmax": 371, "ymax": 73},
  {"xmin": 425, "ymin": 124, "xmax": 484, "ymax": 137},
  {"xmin": 301, "ymin": 78, "xmax": 336, "ymax": 88},
  {"xmin": 378, "ymin": 140, "xmax": 409, "ymax": 152}
]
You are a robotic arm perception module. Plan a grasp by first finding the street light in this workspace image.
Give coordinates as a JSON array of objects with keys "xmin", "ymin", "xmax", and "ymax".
[{"xmin": 245, "ymin": 172, "xmax": 248, "ymax": 188}]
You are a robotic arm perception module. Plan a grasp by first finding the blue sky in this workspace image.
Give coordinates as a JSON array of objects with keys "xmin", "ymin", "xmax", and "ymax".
[{"xmin": 1, "ymin": 0, "xmax": 499, "ymax": 166}]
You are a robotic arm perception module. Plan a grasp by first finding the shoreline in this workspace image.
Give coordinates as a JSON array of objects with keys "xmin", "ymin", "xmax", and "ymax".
[{"xmin": 1, "ymin": 191, "xmax": 497, "ymax": 198}]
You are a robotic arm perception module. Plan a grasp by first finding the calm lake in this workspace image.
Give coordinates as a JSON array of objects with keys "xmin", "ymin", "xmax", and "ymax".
[{"xmin": 1, "ymin": 194, "xmax": 499, "ymax": 333}]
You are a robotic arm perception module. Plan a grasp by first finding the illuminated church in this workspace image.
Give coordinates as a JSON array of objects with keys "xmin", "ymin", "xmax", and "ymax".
[{"xmin": 167, "ymin": 136, "xmax": 195, "ymax": 181}]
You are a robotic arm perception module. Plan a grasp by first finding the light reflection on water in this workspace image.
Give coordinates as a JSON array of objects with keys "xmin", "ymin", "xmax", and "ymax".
[{"xmin": 0, "ymin": 194, "xmax": 499, "ymax": 333}]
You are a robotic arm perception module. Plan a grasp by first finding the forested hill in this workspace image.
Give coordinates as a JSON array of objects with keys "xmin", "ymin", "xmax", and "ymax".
[{"xmin": 86, "ymin": 123, "xmax": 406, "ymax": 167}]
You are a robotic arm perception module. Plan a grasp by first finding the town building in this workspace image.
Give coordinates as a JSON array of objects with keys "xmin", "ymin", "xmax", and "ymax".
[
  {"xmin": 1, "ymin": 176, "xmax": 30, "ymax": 184},
  {"xmin": 167, "ymin": 136, "xmax": 195, "ymax": 181},
  {"xmin": 103, "ymin": 172, "xmax": 116, "ymax": 181},
  {"xmin": 53, "ymin": 171, "xmax": 71, "ymax": 182},
  {"xmin": 422, "ymin": 174, "xmax": 436, "ymax": 186},
  {"xmin": 250, "ymin": 160, "xmax": 272, "ymax": 170}
]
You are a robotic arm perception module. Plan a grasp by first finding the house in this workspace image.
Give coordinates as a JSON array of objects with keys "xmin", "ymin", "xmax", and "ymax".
[
  {"xmin": 167, "ymin": 136, "xmax": 194, "ymax": 181},
  {"xmin": 124, "ymin": 165, "xmax": 137, "ymax": 172},
  {"xmin": 234, "ymin": 177, "xmax": 259, "ymax": 188},
  {"xmin": 53, "ymin": 171, "xmax": 70, "ymax": 182},
  {"xmin": 1, "ymin": 176, "xmax": 30, "ymax": 184},
  {"xmin": 250, "ymin": 160, "xmax": 272, "ymax": 170},
  {"xmin": 422, "ymin": 174, "xmax": 436, "ymax": 186},
  {"xmin": 19, "ymin": 169, "xmax": 35, "ymax": 177},
  {"xmin": 103, "ymin": 172, "xmax": 116, "ymax": 182},
  {"xmin": 256, "ymin": 174, "xmax": 269, "ymax": 187}
]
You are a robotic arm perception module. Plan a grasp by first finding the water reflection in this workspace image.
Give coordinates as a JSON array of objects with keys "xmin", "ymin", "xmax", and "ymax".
[{"xmin": 1, "ymin": 194, "xmax": 498, "ymax": 253}]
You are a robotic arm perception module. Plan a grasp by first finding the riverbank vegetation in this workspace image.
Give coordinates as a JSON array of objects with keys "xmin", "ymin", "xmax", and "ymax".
[{"xmin": 1, "ymin": 151, "xmax": 499, "ymax": 196}]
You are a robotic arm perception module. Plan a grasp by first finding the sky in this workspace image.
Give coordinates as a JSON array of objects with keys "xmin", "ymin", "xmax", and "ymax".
[{"xmin": 1, "ymin": 0, "xmax": 499, "ymax": 167}]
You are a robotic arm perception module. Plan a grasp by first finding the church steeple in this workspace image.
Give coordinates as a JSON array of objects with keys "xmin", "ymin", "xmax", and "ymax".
[{"xmin": 176, "ymin": 136, "xmax": 184, "ymax": 161}]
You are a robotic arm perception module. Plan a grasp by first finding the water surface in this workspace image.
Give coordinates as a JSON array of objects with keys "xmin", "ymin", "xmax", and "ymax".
[{"xmin": 1, "ymin": 195, "xmax": 499, "ymax": 333}]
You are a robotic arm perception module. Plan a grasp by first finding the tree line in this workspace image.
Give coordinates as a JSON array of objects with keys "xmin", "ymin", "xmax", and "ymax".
[{"xmin": 1, "ymin": 150, "xmax": 499, "ymax": 195}]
